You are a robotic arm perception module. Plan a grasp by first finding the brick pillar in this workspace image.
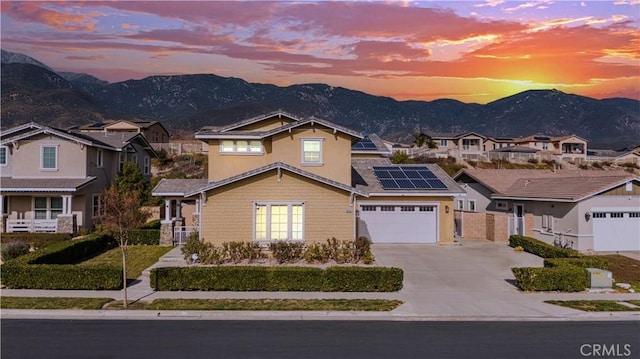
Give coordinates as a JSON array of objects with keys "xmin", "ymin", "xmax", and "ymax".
[{"xmin": 160, "ymin": 220, "xmax": 174, "ymax": 246}]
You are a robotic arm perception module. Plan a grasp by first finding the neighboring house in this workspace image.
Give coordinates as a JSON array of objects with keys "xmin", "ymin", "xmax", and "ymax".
[
  {"xmin": 0, "ymin": 122, "xmax": 156, "ymax": 234},
  {"xmin": 511, "ymin": 134, "xmax": 588, "ymax": 161},
  {"xmin": 426, "ymin": 132, "xmax": 487, "ymax": 160},
  {"xmin": 72, "ymin": 119, "xmax": 171, "ymax": 143},
  {"xmin": 153, "ymin": 111, "xmax": 465, "ymax": 246},
  {"xmin": 453, "ymin": 169, "xmax": 640, "ymax": 252}
]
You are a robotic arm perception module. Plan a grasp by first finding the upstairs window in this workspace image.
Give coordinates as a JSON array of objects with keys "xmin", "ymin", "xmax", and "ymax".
[
  {"xmin": 96, "ymin": 149, "xmax": 103, "ymax": 168},
  {"xmin": 144, "ymin": 156, "xmax": 150, "ymax": 175},
  {"xmin": 0, "ymin": 146, "xmax": 7, "ymax": 166},
  {"xmin": 41, "ymin": 146, "xmax": 58, "ymax": 170},
  {"xmin": 301, "ymin": 139, "xmax": 323, "ymax": 165},
  {"xmin": 440, "ymin": 139, "xmax": 448, "ymax": 147},
  {"xmin": 220, "ymin": 140, "xmax": 263, "ymax": 154}
]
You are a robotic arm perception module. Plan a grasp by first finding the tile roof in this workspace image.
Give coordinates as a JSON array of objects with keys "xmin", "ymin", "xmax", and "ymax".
[
  {"xmin": 455, "ymin": 168, "xmax": 638, "ymax": 201},
  {"xmin": 152, "ymin": 179, "xmax": 209, "ymax": 196},
  {"xmin": 0, "ymin": 177, "xmax": 96, "ymax": 192},
  {"xmin": 78, "ymin": 132, "xmax": 143, "ymax": 149},
  {"xmin": 489, "ymin": 145, "xmax": 540, "ymax": 153},
  {"xmin": 351, "ymin": 158, "xmax": 465, "ymax": 195}
]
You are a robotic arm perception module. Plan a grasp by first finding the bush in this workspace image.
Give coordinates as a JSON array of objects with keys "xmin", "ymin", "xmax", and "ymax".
[
  {"xmin": 139, "ymin": 219, "xmax": 161, "ymax": 230},
  {"xmin": 0, "ymin": 233, "xmax": 71, "ymax": 251},
  {"xmin": 129, "ymin": 229, "xmax": 160, "ymax": 245},
  {"xmin": 1, "ymin": 240, "xmax": 30, "ymax": 260},
  {"xmin": 151, "ymin": 266, "xmax": 404, "ymax": 292},
  {"xmin": 269, "ymin": 241, "xmax": 305, "ymax": 264},
  {"xmin": 544, "ymin": 257, "xmax": 609, "ymax": 270},
  {"xmin": 0, "ymin": 233, "xmax": 122, "ymax": 290},
  {"xmin": 509, "ymin": 235, "xmax": 582, "ymax": 259},
  {"xmin": 512, "ymin": 267, "xmax": 589, "ymax": 292}
]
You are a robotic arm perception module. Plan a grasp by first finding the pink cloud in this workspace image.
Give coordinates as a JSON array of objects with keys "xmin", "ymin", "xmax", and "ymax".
[{"xmin": 2, "ymin": 1, "xmax": 96, "ymax": 31}]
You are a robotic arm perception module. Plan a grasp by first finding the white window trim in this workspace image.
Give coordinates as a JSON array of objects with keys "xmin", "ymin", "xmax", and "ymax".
[
  {"xmin": 219, "ymin": 140, "xmax": 264, "ymax": 155},
  {"xmin": 33, "ymin": 196, "xmax": 63, "ymax": 220},
  {"xmin": 439, "ymin": 139, "xmax": 447, "ymax": 147},
  {"xmin": 96, "ymin": 149, "xmax": 104, "ymax": 168},
  {"xmin": 253, "ymin": 202, "xmax": 305, "ymax": 241},
  {"xmin": 467, "ymin": 199, "xmax": 476, "ymax": 212},
  {"xmin": 0, "ymin": 146, "xmax": 7, "ymax": 166},
  {"xmin": 301, "ymin": 138, "xmax": 324, "ymax": 166},
  {"xmin": 40, "ymin": 145, "xmax": 59, "ymax": 171},
  {"xmin": 92, "ymin": 194, "xmax": 101, "ymax": 218},
  {"xmin": 455, "ymin": 199, "xmax": 464, "ymax": 211},
  {"xmin": 143, "ymin": 156, "xmax": 150, "ymax": 175}
]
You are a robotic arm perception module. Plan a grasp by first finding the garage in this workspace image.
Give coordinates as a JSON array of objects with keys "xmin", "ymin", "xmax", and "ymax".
[
  {"xmin": 592, "ymin": 209, "xmax": 640, "ymax": 251},
  {"xmin": 357, "ymin": 203, "xmax": 438, "ymax": 243}
]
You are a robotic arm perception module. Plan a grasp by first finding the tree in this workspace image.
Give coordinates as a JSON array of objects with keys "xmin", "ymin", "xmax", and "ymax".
[
  {"xmin": 99, "ymin": 185, "xmax": 150, "ymax": 308},
  {"xmin": 115, "ymin": 161, "xmax": 145, "ymax": 199},
  {"xmin": 390, "ymin": 151, "xmax": 413, "ymax": 164}
]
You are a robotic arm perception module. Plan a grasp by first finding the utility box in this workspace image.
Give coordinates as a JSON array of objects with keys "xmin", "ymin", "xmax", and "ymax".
[{"xmin": 587, "ymin": 268, "xmax": 613, "ymax": 289}]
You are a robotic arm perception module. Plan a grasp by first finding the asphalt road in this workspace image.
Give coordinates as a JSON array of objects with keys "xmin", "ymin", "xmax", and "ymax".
[{"xmin": 2, "ymin": 320, "xmax": 639, "ymax": 359}]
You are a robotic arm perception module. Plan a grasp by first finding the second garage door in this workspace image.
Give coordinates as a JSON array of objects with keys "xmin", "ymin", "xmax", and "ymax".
[
  {"xmin": 357, "ymin": 204, "xmax": 438, "ymax": 244},
  {"xmin": 592, "ymin": 209, "xmax": 640, "ymax": 251}
]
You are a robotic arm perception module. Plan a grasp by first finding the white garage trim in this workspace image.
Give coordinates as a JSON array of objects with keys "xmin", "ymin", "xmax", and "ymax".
[{"xmin": 357, "ymin": 201, "xmax": 440, "ymax": 244}]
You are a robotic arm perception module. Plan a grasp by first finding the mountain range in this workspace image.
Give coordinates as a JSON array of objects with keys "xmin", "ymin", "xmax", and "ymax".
[{"xmin": 1, "ymin": 49, "xmax": 638, "ymax": 148}]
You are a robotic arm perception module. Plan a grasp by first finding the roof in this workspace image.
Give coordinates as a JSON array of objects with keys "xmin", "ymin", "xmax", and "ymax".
[
  {"xmin": 351, "ymin": 134, "xmax": 391, "ymax": 154},
  {"xmin": 200, "ymin": 111, "xmax": 301, "ymax": 133},
  {"xmin": 182, "ymin": 162, "xmax": 368, "ymax": 197},
  {"xmin": 79, "ymin": 132, "xmax": 144, "ymax": 150},
  {"xmin": 0, "ymin": 177, "xmax": 96, "ymax": 192},
  {"xmin": 74, "ymin": 119, "xmax": 168, "ymax": 132},
  {"xmin": 489, "ymin": 145, "xmax": 540, "ymax": 153},
  {"xmin": 425, "ymin": 131, "xmax": 487, "ymax": 140},
  {"xmin": 512, "ymin": 133, "xmax": 588, "ymax": 144},
  {"xmin": 195, "ymin": 114, "xmax": 363, "ymax": 140},
  {"xmin": 351, "ymin": 158, "xmax": 465, "ymax": 196},
  {"xmin": 454, "ymin": 168, "xmax": 637, "ymax": 202},
  {"xmin": 152, "ymin": 179, "xmax": 209, "ymax": 196}
]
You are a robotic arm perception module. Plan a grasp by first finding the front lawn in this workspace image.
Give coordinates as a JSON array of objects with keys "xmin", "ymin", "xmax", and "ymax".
[
  {"xmin": 1, "ymin": 297, "xmax": 113, "ymax": 310},
  {"xmin": 545, "ymin": 300, "xmax": 640, "ymax": 312},
  {"xmin": 81, "ymin": 245, "xmax": 172, "ymax": 281},
  {"xmin": 600, "ymin": 255, "xmax": 640, "ymax": 288}
]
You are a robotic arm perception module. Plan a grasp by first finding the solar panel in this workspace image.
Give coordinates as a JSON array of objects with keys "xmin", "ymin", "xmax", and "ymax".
[
  {"xmin": 352, "ymin": 138, "xmax": 378, "ymax": 150},
  {"xmin": 372, "ymin": 166, "xmax": 448, "ymax": 190}
]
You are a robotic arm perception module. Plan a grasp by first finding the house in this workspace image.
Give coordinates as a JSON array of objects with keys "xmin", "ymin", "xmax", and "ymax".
[
  {"xmin": 453, "ymin": 169, "xmax": 640, "ymax": 252},
  {"xmin": 512, "ymin": 134, "xmax": 588, "ymax": 162},
  {"xmin": 0, "ymin": 122, "xmax": 156, "ymax": 234},
  {"xmin": 425, "ymin": 132, "xmax": 487, "ymax": 161},
  {"xmin": 152, "ymin": 111, "xmax": 465, "ymax": 246},
  {"xmin": 72, "ymin": 119, "xmax": 171, "ymax": 143}
]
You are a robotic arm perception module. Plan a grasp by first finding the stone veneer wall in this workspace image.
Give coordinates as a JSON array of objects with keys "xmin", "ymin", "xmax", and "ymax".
[
  {"xmin": 160, "ymin": 220, "xmax": 174, "ymax": 246},
  {"xmin": 56, "ymin": 214, "xmax": 77, "ymax": 235}
]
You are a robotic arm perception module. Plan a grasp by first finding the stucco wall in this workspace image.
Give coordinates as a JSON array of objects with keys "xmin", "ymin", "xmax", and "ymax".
[{"xmin": 11, "ymin": 135, "xmax": 87, "ymax": 178}]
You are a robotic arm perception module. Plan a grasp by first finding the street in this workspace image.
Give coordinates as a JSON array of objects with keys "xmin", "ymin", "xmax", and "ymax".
[{"xmin": 2, "ymin": 320, "xmax": 639, "ymax": 359}]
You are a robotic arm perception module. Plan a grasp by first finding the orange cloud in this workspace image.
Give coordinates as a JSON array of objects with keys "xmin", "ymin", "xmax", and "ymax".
[{"xmin": 2, "ymin": 1, "xmax": 96, "ymax": 31}]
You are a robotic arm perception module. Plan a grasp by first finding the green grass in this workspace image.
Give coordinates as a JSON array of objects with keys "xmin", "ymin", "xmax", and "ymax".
[
  {"xmin": 626, "ymin": 300, "xmax": 640, "ymax": 306},
  {"xmin": 145, "ymin": 299, "xmax": 403, "ymax": 311},
  {"xmin": 1, "ymin": 297, "xmax": 113, "ymax": 310},
  {"xmin": 81, "ymin": 245, "xmax": 172, "ymax": 281},
  {"xmin": 0, "ymin": 297, "xmax": 403, "ymax": 311},
  {"xmin": 545, "ymin": 300, "xmax": 640, "ymax": 312}
]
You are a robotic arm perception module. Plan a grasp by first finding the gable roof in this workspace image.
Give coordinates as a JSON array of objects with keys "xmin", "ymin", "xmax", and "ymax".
[
  {"xmin": 351, "ymin": 158, "xmax": 465, "ymax": 196},
  {"xmin": 425, "ymin": 131, "xmax": 487, "ymax": 140},
  {"xmin": 195, "ymin": 113, "xmax": 363, "ymax": 140},
  {"xmin": 455, "ymin": 168, "xmax": 638, "ymax": 202},
  {"xmin": 351, "ymin": 134, "xmax": 391, "ymax": 155},
  {"xmin": 0, "ymin": 177, "xmax": 96, "ymax": 192},
  {"xmin": 204, "ymin": 110, "xmax": 301, "ymax": 133},
  {"xmin": 488, "ymin": 145, "xmax": 540, "ymax": 153},
  {"xmin": 183, "ymin": 162, "xmax": 368, "ymax": 197},
  {"xmin": 152, "ymin": 179, "xmax": 209, "ymax": 196}
]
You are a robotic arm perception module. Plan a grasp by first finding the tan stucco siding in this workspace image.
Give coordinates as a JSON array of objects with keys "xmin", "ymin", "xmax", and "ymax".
[
  {"xmin": 357, "ymin": 195, "xmax": 455, "ymax": 243},
  {"xmin": 11, "ymin": 135, "xmax": 87, "ymax": 178},
  {"xmin": 200, "ymin": 171, "xmax": 354, "ymax": 245},
  {"xmin": 236, "ymin": 117, "xmax": 296, "ymax": 131}
]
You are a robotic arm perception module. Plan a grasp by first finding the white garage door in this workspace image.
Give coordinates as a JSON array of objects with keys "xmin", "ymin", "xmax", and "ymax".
[
  {"xmin": 592, "ymin": 210, "xmax": 640, "ymax": 251},
  {"xmin": 358, "ymin": 204, "xmax": 438, "ymax": 243}
]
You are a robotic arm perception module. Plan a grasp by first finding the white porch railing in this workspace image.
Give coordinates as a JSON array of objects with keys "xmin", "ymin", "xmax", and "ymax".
[
  {"xmin": 6, "ymin": 219, "xmax": 57, "ymax": 233},
  {"xmin": 174, "ymin": 226, "xmax": 197, "ymax": 245}
]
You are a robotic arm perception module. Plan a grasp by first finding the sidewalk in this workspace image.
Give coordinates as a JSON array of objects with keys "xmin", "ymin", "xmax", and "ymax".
[{"xmin": 1, "ymin": 244, "xmax": 639, "ymax": 321}]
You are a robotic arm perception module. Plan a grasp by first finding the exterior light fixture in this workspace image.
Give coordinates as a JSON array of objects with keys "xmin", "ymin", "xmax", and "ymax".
[
  {"xmin": 445, "ymin": 205, "xmax": 450, "ymax": 214},
  {"xmin": 585, "ymin": 212, "xmax": 591, "ymax": 221}
]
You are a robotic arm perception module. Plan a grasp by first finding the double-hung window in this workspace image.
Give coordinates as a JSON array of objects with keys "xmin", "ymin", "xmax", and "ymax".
[
  {"xmin": 96, "ymin": 149, "xmax": 104, "ymax": 168},
  {"xmin": 41, "ymin": 146, "xmax": 58, "ymax": 170},
  {"xmin": 301, "ymin": 139, "xmax": 322, "ymax": 165},
  {"xmin": 34, "ymin": 197, "xmax": 63, "ymax": 219},
  {"xmin": 0, "ymin": 146, "xmax": 7, "ymax": 166},
  {"xmin": 254, "ymin": 202, "xmax": 304, "ymax": 241},
  {"xmin": 220, "ymin": 140, "xmax": 263, "ymax": 154},
  {"xmin": 144, "ymin": 156, "xmax": 150, "ymax": 175}
]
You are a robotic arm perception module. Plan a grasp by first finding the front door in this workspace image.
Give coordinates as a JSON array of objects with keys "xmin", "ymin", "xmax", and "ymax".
[{"xmin": 514, "ymin": 204, "xmax": 525, "ymax": 235}]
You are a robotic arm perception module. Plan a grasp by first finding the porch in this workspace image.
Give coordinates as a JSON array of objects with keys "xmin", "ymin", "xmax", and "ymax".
[{"xmin": 1, "ymin": 194, "xmax": 77, "ymax": 234}]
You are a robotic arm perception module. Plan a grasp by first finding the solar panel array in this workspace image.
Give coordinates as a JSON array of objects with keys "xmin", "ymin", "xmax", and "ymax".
[
  {"xmin": 352, "ymin": 137, "xmax": 378, "ymax": 150},
  {"xmin": 373, "ymin": 166, "xmax": 448, "ymax": 190}
]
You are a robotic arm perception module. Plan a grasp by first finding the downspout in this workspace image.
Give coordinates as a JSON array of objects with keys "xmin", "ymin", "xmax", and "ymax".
[{"xmin": 351, "ymin": 192, "xmax": 357, "ymax": 239}]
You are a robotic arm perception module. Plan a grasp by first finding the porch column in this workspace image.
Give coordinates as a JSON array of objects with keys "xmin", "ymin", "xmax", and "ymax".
[
  {"xmin": 57, "ymin": 195, "xmax": 76, "ymax": 235},
  {"xmin": 164, "ymin": 199, "xmax": 172, "ymax": 221},
  {"xmin": 62, "ymin": 195, "xmax": 73, "ymax": 214},
  {"xmin": 0, "ymin": 195, "xmax": 4, "ymax": 233},
  {"xmin": 160, "ymin": 199, "xmax": 175, "ymax": 246},
  {"xmin": 175, "ymin": 200, "xmax": 182, "ymax": 219}
]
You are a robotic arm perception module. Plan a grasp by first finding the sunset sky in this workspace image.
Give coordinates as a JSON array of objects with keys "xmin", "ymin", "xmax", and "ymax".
[{"xmin": 1, "ymin": 1, "xmax": 638, "ymax": 103}]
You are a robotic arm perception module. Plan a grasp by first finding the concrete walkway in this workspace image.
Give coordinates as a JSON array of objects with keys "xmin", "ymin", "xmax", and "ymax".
[{"xmin": 2, "ymin": 240, "xmax": 639, "ymax": 321}]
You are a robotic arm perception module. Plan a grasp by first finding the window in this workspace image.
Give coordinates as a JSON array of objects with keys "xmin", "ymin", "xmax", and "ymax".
[
  {"xmin": 361, "ymin": 205, "xmax": 377, "ymax": 212},
  {"xmin": 610, "ymin": 212, "xmax": 624, "ymax": 218},
  {"xmin": 144, "ymin": 156, "xmax": 150, "ymax": 175},
  {"xmin": 34, "ymin": 197, "xmax": 62, "ymax": 219},
  {"xmin": 542, "ymin": 143, "xmax": 549, "ymax": 150},
  {"xmin": 0, "ymin": 146, "xmax": 7, "ymax": 166},
  {"xmin": 400, "ymin": 206, "xmax": 415, "ymax": 212},
  {"xmin": 119, "ymin": 153, "xmax": 126, "ymax": 172},
  {"xmin": 96, "ymin": 149, "xmax": 103, "ymax": 168},
  {"xmin": 440, "ymin": 139, "xmax": 448, "ymax": 147},
  {"xmin": 220, "ymin": 140, "xmax": 263, "ymax": 154},
  {"xmin": 132, "ymin": 155, "xmax": 138, "ymax": 164},
  {"xmin": 254, "ymin": 203, "xmax": 304, "ymax": 241},
  {"xmin": 2, "ymin": 196, "xmax": 8, "ymax": 215},
  {"xmin": 626, "ymin": 182, "xmax": 633, "ymax": 192},
  {"xmin": 496, "ymin": 201, "xmax": 507, "ymax": 210},
  {"xmin": 380, "ymin": 206, "xmax": 395, "ymax": 212},
  {"xmin": 41, "ymin": 146, "xmax": 58, "ymax": 170},
  {"xmin": 593, "ymin": 212, "xmax": 606, "ymax": 218},
  {"xmin": 301, "ymin": 139, "xmax": 323, "ymax": 165},
  {"xmin": 542, "ymin": 214, "xmax": 554, "ymax": 233},
  {"xmin": 629, "ymin": 212, "xmax": 640, "ymax": 218},
  {"xmin": 467, "ymin": 200, "xmax": 476, "ymax": 212},
  {"xmin": 456, "ymin": 199, "xmax": 464, "ymax": 211},
  {"xmin": 92, "ymin": 194, "xmax": 101, "ymax": 217},
  {"xmin": 419, "ymin": 206, "xmax": 435, "ymax": 212}
]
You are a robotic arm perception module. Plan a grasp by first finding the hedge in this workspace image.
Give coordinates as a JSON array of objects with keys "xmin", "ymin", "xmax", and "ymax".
[
  {"xmin": 543, "ymin": 257, "xmax": 609, "ymax": 270},
  {"xmin": 0, "ymin": 233, "xmax": 122, "ymax": 290},
  {"xmin": 509, "ymin": 235, "xmax": 582, "ymax": 258},
  {"xmin": 151, "ymin": 266, "xmax": 403, "ymax": 292},
  {"xmin": 511, "ymin": 266, "xmax": 589, "ymax": 292},
  {"xmin": 0, "ymin": 233, "xmax": 72, "ymax": 251},
  {"xmin": 129, "ymin": 229, "xmax": 160, "ymax": 245}
]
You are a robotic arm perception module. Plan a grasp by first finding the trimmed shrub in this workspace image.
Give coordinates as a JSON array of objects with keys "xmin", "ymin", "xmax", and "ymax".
[
  {"xmin": 544, "ymin": 257, "xmax": 609, "ymax": 270},
  {"xmin": 151, "ymin": 266, "xmax": 404, "ymax": 292},
  {"xmin": 509, "ymin": 235, "xmax": 582, "ymax": 258},
  {"xmin": 512, "ymin": 267, "xmax": 589, "ymax": 292},
  {"xmin": 269, "ymin": 241, "xmax": 305, "ymax": 264},
  {"xmin": 0, "ymin": 233, "xmax": 71, "ymax": 251},
  {"xmin": 0, "ymin": 233, "xmax": 122, "ymax": 290},
  {"xmin": 1, "ymin": 240, "xmax": 30, "ymax": 260},
  {"xmin": 139, "ymin": 219, "xmax": 161, "ymax": 230},
  {"xmin": 129, "ymin": 229, "xmax": 160, "ymax": 245}
]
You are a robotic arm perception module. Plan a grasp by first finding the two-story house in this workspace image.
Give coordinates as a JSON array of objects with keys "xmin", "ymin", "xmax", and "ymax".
[
  {"xmin": 71, "ymin": 119, "xmax": 171, "ymax": 143},
  {"xmin": 0, "ymin": 122, "xmax": 156, "ymax": 234},
  {"xmin": 153, "ymin": 112, "xmax": 465, "ymax": 246},
  {"xmin": 424, "ymin": 132, "xmax": 487, "ymax": 161},
  {"xmin": 511, "ymin": 134, "xmax": 588, "ymax": 161}
]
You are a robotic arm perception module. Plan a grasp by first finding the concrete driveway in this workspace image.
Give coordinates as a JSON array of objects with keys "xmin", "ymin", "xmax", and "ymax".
[{"xmin": 372, "ymin": 240, "xmax": 621, "ymax": 318}]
